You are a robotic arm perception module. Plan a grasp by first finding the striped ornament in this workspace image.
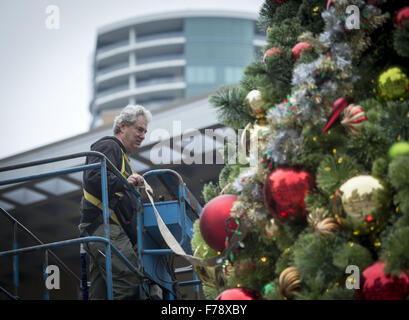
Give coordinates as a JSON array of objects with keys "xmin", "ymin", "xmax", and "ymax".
[
  {"xmin": 341, "ymin": 104, "xmax": 367, "ymax": 136},
  {"xmin": 279, "ymin": 266, "xmax": 301, "ymax": 299},
  {"xmin": 314, "ymin": 217, "xmax": 341, "ymax": 236}
]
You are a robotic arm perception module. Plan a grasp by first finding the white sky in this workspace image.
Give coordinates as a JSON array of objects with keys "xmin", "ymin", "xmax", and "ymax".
[{"xmin": 0, "ymin": 0, "xmax": 264, "ymax": 160}]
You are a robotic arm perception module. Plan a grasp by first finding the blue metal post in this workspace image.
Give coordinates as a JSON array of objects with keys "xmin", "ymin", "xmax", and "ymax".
[
  {"xmin": 80, "ymin": 244, "xmax": 88, "ymax": 300},
  {"xmin": 43, "ymin": 250, "xmax": 50, "ymax": 300},
  {"xmin": 137, "ymin": 197, "xmax": 143, "ymax": 298},
  {"xmin": 12, "ymin": 222, "xmax": 19, "ymax": 297},
  {"xmin": 192, "ymin": 269, "xmax": 200, "ymax": 299},
  {"xmin": 100, "ymin": 158, "xmax": 114, "ymax": 300},
  {"xmin": 178, "ymin": 184, "xmax": 187, "ymax": 248}
]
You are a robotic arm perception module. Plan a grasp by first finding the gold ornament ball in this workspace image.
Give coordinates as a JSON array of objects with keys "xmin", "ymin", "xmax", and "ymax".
[
  {"xmin": 339, "ymin": 175, "xmax": 383, "ymax": 222},
  {"xmin": 378, "ymin": 67, "xmax": 409, "ymax": 100},
  {"xmin": 245, "ymin": 89, "xmax": 265, "ymax": 119}
]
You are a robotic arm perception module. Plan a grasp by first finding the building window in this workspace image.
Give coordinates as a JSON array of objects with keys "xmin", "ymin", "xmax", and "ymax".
[
  {"xmin": 186, "ymin": 66, "xmax": 216, "ymax": 84},
  {"xmin": 224, "ymin": 67, "xmax": 243, "ymax": 84}
]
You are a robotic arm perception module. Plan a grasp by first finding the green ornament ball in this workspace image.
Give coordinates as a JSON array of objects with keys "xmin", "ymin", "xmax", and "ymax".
[
  {"xmin": 388, "ymin": 141, "xmax": 409, "ymax": 160},
  {"xmin": 377, "ymin": 67, "xmax": 409, "ymax": 101}
]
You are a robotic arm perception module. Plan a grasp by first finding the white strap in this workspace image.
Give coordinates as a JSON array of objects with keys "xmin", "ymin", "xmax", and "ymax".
[{"xmin": 142, "ymin": 178, "xmax": 221, "ymax": 266}]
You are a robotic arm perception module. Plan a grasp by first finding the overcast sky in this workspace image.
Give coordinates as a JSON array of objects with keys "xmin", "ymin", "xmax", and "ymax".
[{"xmin": 0, "ymin": 0, "xmax": 264, "ymax": 160}]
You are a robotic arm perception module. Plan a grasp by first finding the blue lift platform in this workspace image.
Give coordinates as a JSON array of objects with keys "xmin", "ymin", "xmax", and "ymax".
[{"xmin": 0, "ymin": 151, "xmax": 202, "ymax": 300}]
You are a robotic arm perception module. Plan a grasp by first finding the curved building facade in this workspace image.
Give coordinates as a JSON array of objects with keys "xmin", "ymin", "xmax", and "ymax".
[{"xmin": 90, "ymin": 10, "xmax": 265, "ymax": 127}]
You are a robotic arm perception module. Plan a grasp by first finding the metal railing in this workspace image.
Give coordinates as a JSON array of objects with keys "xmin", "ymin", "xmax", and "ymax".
[
  {"xmin": 140, "ymin": 168, "xmax": 202, "ymax": 297},
  {"xmin": 0, "ymin": 151, "xmax": 146, "ymax": 300},
  {"xmin": 0, "ymin": 207, "xmax": 82, "ymax": 299}
]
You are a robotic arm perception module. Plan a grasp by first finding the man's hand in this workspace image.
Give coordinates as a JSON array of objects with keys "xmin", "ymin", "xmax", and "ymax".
[{"xmin": 127, "ymin": 173, "xmax": 144, "ymax": 187}]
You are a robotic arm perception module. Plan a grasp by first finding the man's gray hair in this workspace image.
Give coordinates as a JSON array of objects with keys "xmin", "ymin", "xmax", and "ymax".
[{"xmin": 113, "ymin": 104, "xmax": 152, "ymax": 134}]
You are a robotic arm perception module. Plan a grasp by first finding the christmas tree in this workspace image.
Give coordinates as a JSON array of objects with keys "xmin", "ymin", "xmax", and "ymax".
[{"xmin": 191, "ymin": 0, "xmax": 409, "ymax": 300}]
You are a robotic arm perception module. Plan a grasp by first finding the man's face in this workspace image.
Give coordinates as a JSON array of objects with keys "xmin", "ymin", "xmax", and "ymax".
[{"xmin": 120, "ymin": 115, "xmax": 147, "ymax": 153}]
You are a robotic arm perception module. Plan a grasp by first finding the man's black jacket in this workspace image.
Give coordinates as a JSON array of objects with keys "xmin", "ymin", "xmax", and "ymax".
[{"xmin": 80, "ymin": 136, "xmax": 140, "ymax": 244}]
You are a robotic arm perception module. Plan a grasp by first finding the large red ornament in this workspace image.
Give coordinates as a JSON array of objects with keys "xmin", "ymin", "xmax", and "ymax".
[
  {"xmin": 263, "ymin": 168, "xmax": 314, "ymax": 221},
  {"xmin": 396, "ymin": 7, "xmax": 409, "ymax": 28},
  {"xmin": 216, "ymin": 287, "xmax": 264, "ymax": 300},
  {"xmin": 357, "ymin": 262, "xmax": 409, "ymax": 300},
  {"xmin": 291, "ymin": 42, "xmax": 312, "ymax": 60},
  {"xmin": 199, "ymin": 194, "xmax": 238, "ymax": 252}
]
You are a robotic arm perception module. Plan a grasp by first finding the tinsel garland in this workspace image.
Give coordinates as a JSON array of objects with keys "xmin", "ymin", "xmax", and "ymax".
[
  {"xmin": 224, "ymin": 0, "xmax": 393, "ymax": 241},
  {"xmin": 261, "ymin": 1, "xmax": 389, "ymax": 170},
  {"xmin": 194, "ymin": 0, "xmax": 409, "ymax": 301}
]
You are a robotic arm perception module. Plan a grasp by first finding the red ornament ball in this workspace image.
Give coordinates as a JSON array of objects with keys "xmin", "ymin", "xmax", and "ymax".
[
  {"xmin": 269, "ymin": 0, "xmax": 288, "ymax": 4},
  {"xmin": 357, "ymin": 262, "xmax": 409, "ymax": 300},
  {"xmin": 199, "ymin": 194, "xmax": 238, "ymax": 252},
  {"xmin": 263, "ymin": 168, "xmax": 314, "ymax": 221},
  {"xmin": 291, "ymin": 42, "xmax": 312, "ymax": 60},
  {"xmin": 263, "ymin": 47, "xmax": 284, "ymax": 63},
  {"xmin": 216, "ymin": 287, "xmax": 264, "ymax": 300},
  {"xmin": 396, "ymin": 7, "xmax": 409, "ymax": 28}
]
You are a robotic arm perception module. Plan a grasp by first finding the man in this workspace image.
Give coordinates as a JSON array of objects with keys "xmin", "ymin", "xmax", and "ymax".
[{"xmin": 79, "ymin": 104, "xmax": 152, "ymax": 299}]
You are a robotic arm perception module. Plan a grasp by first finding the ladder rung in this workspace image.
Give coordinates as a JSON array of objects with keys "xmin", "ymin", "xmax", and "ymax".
[{"xmin": 175, "ymin": 265, "xmax": 193, "ymax": 274}]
